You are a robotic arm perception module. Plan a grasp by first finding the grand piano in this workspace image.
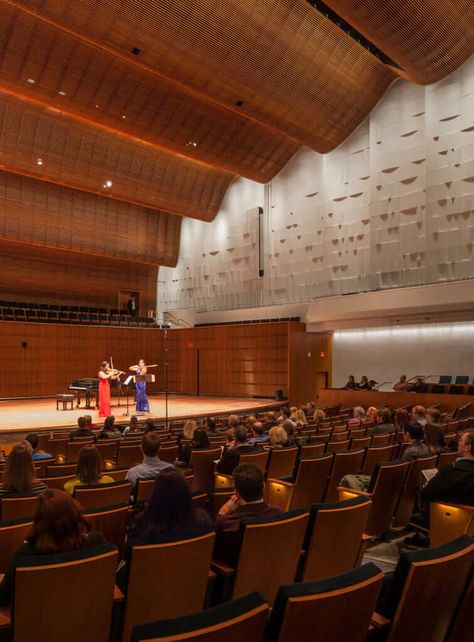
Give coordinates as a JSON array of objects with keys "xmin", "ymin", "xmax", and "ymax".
[{"xmin": 68, "ymin": 377, "xmax": 131, "ymax": 408}]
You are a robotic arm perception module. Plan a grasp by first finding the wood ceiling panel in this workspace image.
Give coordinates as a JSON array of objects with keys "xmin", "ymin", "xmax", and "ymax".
[
  {"xmin": 0, "ymin": 89, "xmax": 232, "ymax": 221},
  {"xmin": 10, "ymin": 0, "xmax": 394, "ymax": 152},
  {"xmin": 323, "ymin": 0, "xmax": 474, "ymax": 84},
  {"xmin": 0, "ymin": 170, "xmax": 181, "ymax": 266},
  {"xmin": 0, "ymin": 3, "xmax": 298, "ymax": 182}
]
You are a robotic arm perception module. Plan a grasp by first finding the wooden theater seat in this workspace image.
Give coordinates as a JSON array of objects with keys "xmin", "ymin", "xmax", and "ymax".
[
  {"xmin": 38, "ymin": 474, "xmax": 75, "ymax": 490},
  {"xmin": 135, "ymin": 478, "xmax": 156, "ymax": 504},
  {"xmin": 130, "ymin": 592, "xmax": 269, "ymax": 642},
  {"xmin": 117, "ymin": 444, "xmax": 142, "ymax": 468},
  {"xmin": 361, "ymin": 444, "xmax": 399, "ymax": 475},
  {"xmin": 45, "ymin": 437, "xmax": 68, "ymax": 459},
  {"xmin": 74, "ymin": 480, "xmax": 131, "ymax": 509},
  {"xmin": 159, "ymin": 444, "xmax": 179, "ymax": 463},
  {"xmin": 105, "ymin": 467, "xmax": 129, "ymax": 482},
  {"xmin": 338, "ymin": 460, "xmax": 410, "ymax": 538},
  {"xmin": 238, "ymin": 451, "xmax": 269, "ymax": 472},
  {"xmin": 122, "ymin": 532, "xmax": 216, "ymax": 642},
  {"xmin": 266, "ymin": 563, "xmax": 383, "ymax": 642},
  {"xmin": 5, "ymin": 542, "xmax": 118, "ymax": 642},
  {"xmin": 213, "ymin": 509, "xmax": 309, "ymax": 605},
  {"xmin": 429, "ymin": 502, "xmax": 474, "ymax": 547},
  {"xmin": 299, "ymin": 497, "xmax": 372, "ymax": 581},
  {"xmin": 46, "ymin": 462, "xmax": 77, "ymax": 477},
  {"xmin": 392, "ymin": 455, "xmax": 438, "ymax": 527},
  {"xmin": 446, "ymin": 569, "xmax": 474, "ymax": 642},
  {"xmin": 326, "ymin": 439, "xmax": 350, "ymax": 453},
  {"xmin": 210, "ymin": 488, "xmax": 235, "ymax": 518},
  {"xmin": 94, "ymin": 440, "xmax": 119, "ymax": 465},
  {"xmin": 0, "ymin": 518, "xmax": 33, "ymax": 574},
  {"xmin": 84, "ymin": 503, "xmax": 129, "ymax": 558},
  {"xmin": 265, "ymin": 454, "xmax": 333, "ymax": 511},
  {"xmin": 1, "ymin": 495, "xmax": 39, "ymax": 521},
  {"xmin": 324, "ymin": 448, "xmax": 365, "ymax": 502},
  {"xmin": 189, "ymin": 448, "xmax": 222, "ymax": 493},
  {"xmin": 372, "ymin": 536, "xmax": 474, "ymax": 642},
  {"xmin": 299, "ymin": 443, "xmax": 325, "ymax": 457},
  {"xmin": 66, "ymin": 440, "xmax": 94, "ymax": 463},
  {"xmin": 265, "ymin": 447, "xmax": 298, "ymax": 479}
]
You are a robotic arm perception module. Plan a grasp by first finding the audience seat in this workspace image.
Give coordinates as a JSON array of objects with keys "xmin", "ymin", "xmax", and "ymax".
[
  {"xmin": 300, "ymin": 497, "xmax": 372, "ymax": 582},
  {"xmin": 117, "ymin": 444, "xmax": 142, "ymax": 469},
  {"xmin": 94, "ymin": 441, "xmax": 119, "ymax": 465},
  {"xmin": 84, "ymin": 503, "xmax": 129, "ymax": 558},
  {"xmin": 74, "ymin": 481, "xmax": 131, "ymax": 509},
  {"xmin": 265, "ymin": 448, "xmax": 299, "ymax": 479},
  {"xmin": 429, "ymin": 502, "xmax": 474, "ymax": 547},
  {"xmin": 324, "ymin": 449, "xmax": 365, "ymax": 503},
  {"xmin": 45, "ymin": 438, "xmax": 68, "ymax": 459},
  {"xmin": 362, "ymin": 444, "xmax": 399, "ymax": 476},
  {"xmin": 159, "ymin": 444, "xmax": 179, "ymax": 463},
  {"xmin": 130, "ymin": 592, "xmax": 269, "ymax": 642},
  {"xmin": 105, "ymin": 467, "xmax": 129, "ymax": 482},
  {"xmin": 2, "ymin": 542, "xmax": 118, "ymax": 642},
  {"xmin": 188, "ymin": 448, "xmax": 222, "ymax": 493},
  {"xmin": 1, "ymin": 495, "xmax": 39, "ymax": 521},
  {"xmin": 210, "ymin": 488, "xmax": 235, "ymax": 518},
  {"xmin": 266, "ymin": 564, "xmax": 383, "ymax": 642},
  {"xmin": 326, "ymin": 439, "xmax": 350, "ymax": 453},
  {"xmin": 38, "ymin": 474, "xmax": 75, "ymax": 490},
  {"xmin": 122, "ymin": 532, "xmax": 216, "ymax": 642},
  {"xmin": 238, "ymin": 451, "xmax": 269, "ymax": 473},
  {"xmin": 0, "ymin": 518, "xmax": 33, "ymax": 573},
  {"xmin": 213, "ymin": 509, "xmax": 309, "ymax": 605},
  {"xmin": 339, "ymin": 460, "xmax": 410, "ymax": 538},
  {"xmin": 392, "ymin": 455, "xmax": 438, "ymax": 527},
  {"xmin": 437, "ymin": 451, "xmax": 458, "ymax": 467},
  {"xmin": 299, "ymin": 443, "xmax": 325, "ymax": 457},
  {"xmin": 266, "ymin": 454, "xmax": 333, "ymax": 511},
  {"xmin": 46, "ymin": 463, "xmax": 77, "ymax": 477},
  {"xmin": 373, "ymin": 536, "xmax": 474, "ymax": 642},
  {"xmin": 446, "ymin": 568, "xmax": 474, "ymax": 642},
  {"xmin": 135, "ymin": 479, "xmax": 156, "ymax": 505}
]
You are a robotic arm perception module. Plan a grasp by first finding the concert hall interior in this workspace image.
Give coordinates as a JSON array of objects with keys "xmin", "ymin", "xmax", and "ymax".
[{"xmin": 0, "ymin": 2, "xmax": 473, "ymax": 642}]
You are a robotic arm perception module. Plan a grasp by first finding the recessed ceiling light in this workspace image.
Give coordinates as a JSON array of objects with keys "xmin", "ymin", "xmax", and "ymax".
[
  {"xmin": 105, "ymin": 180, "xmax": 113, "ymax": 188},
  {"xmin": 37, "ymin": 158, "xmax": 43, "ymax": 165},
  {"xmin": 95, "ymin": 104, "xmax": 99, "ymax": 109},
  {"xmin": 27, "ymin": 78, "xmax": 36, "ymax": 84},
  {"xmin": 121, "ymin": 115, "xmax": 126, "ymax": 119},
  {"xmin": 58, "ymin": 90, "xmax": 66, "ymax": 96}
]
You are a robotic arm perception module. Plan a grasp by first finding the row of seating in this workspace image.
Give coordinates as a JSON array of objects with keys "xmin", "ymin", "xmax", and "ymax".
[
  {"xmin": 0, "ymin": 502, "xmax": 471, "ymax": 642},
  {"xmin": 0, "ymin": 307, "xmax": 157, "ymax": 327}
]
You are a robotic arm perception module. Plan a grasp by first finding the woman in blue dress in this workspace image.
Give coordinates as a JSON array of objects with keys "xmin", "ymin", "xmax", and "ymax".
[{"xmin": 129, "ymin": 358, "xmax": 150, "ymax": 413}]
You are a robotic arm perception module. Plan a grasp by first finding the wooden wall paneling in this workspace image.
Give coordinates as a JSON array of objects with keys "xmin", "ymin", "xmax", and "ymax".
[{"xmin": 287, "ymin": 324, "xmax": 332, "ymax": 407}]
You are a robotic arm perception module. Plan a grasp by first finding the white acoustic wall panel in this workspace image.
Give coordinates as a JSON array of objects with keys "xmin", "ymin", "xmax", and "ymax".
[{"xmin": 161, "ymin": 57, "xmax": 474, "ymax": 313}]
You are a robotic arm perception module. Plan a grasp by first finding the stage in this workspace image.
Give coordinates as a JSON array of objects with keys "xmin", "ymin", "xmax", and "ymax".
[{"xmin": 0, "ymin": 394, "xmax": 284, "ymax": 437}]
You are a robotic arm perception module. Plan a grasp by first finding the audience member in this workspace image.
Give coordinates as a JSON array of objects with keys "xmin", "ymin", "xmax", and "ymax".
[
  {"xmin": 344, "ymin": 375, "xmax": 357, "ymax": 390},
  {"xmin": 118, "ymin": 468, "xmax": 213, "ymax": 592},
  {"xmin": 358, "ymin": 376, "xmax": 370, "ymax": 390},
  {"xmin": 0, "ymin": 442, "xmax": 47, "ymax": 498},
  {"xmin": 205, "ymin": 416, "xmax": 218, "ymax": 435},
  {"xmin": 83, "ymin": 414, "xmax": 98, "ymax": 431},
  {"xmin": 394, "ymin": 408, "xmax": 410, "ymax": 433},
  {"xmin": 366, "ymin": 406, "xmax": 378, "ymax": 423},
  {"xmin": 248, "ymin": 422, "xmax": 270, "ymax": 446},
  {"xmin": 411, "ymin": 405, "xmax": 428, "ymax": 427},
  {"xmin": 177, "ymin": 428, "xmax": 210, "ymax": 467},
  {"xmin": 25, "ymin": 433, "xmax": 52, "ymax": 461},
  {"xmin": 216, "ymin": 426, "xmax": 255, "ymax": 475},
  {"xmin": 144, "ymin": 418, "xmax": 157, "ymax": 433},
  {"xmin": 177, "ymin": 419, "xmax": 198, "ymax": 446},
  {"xmin": 70, "ymin": 416, "xmax": 91, "ymax": 439},
  {"xmin": 424, "ymin": 425, "xmax": 446, "ymax": 454},
  {"xmin": 281, "ymin": 421, "xmax": 303, "ymax": 447},
  {"xmin": 305, "ymin": 401, "xmax": 316, "ymax": 417},
  {"xmin": 373, "ymin": 409, "xmax": 396, "ymax": 435},
  {"xmin": 291, "ymin": 408, "xmax": 308, "ymax": 426},
  {"xmin": 401, "ymin": 423, "xmax": 431, "ymax": 461},
  {"xmin": 0, "ymin": 489, "xmax": 105, "ymax": 606},
  {"xmin": 348, "ymin": 406, "xmax": 365, "ymax": 426},
  {"xmin": 411, "ymin": 377, "xmax": 428, "ymax": 393},
  {"xmin": 267, "ymin": 425, "xmax": 288, "ymax": 448},
  {"xmin": 277, "ymin": 407, "xmax": 296, "ymax": 427},
  {"xmin": 227, "ymin": 414, "xmax": 240, "ymax": 430},
  {"xmin": 64, "ymin": 446, "xmax": 114, "ymax": 495},
  {"xmin": 262, "ymin": 412, "xmax": 276, "ymax": 431},
  {"xmin": 313, "ymin": 407, "xmax": 326, "ymax": 423},
  {"xmin": 393, "ymin": 374, "xmax": 413, "ymax": 391},
  {"xmin": 426, "ymin": 407, "xmax": 442, "ymax": 426},
  {"xmin": 245, "ymin": 416, "xmax": 257, "ymax": 432},
  {"xmin": 99, "ymin": 415, "xmax": 121, "ymax": 439},
  {"xmin": 123, "ymin": 415, "xmax": 141, "ymax": 435},
  {"xmin": 214, "ymin": 464, "xmax": 282, "ymax": 565},
  {"xmin": 125, "ymin": 432, "xmax": 173, "ymax": 493}
]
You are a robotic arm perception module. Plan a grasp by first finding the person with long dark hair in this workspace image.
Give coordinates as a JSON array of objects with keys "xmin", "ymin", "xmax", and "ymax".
[
  {"xmin": 64, "ymin": 446, "xmax": 114, "ymax": 496},
  {"xmin": 0, "ymin": 442, "xmax": 47, "ymax": 498},
  {"xmin": 177, "ymin": 428, "xmax": 210, "ymax": 467},
  {"xmin": 117, "ymin": 468, "xmax": 213, "ymax": 592},
  {"xmin": 0, "ymin": 490, "xmax": 105, "ymax": 606}
]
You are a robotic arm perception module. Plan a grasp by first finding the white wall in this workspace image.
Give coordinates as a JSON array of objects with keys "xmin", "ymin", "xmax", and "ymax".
[
  {"xmin": 161, "ymin": 57, "xmax": 474, "ymax": 313},
  {"xmin": 332, "ymin": 322, "xmax": 474, "ymax": 388}
]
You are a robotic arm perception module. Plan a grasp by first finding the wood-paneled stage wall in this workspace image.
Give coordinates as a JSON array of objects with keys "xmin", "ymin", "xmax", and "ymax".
[{"xmin": 0, "ymin": 321, "xmax": 330, "ymax": 404}]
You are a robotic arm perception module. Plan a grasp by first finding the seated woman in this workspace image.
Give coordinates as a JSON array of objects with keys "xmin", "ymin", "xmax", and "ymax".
[
  {"xmin": 291, "ymin": 408, "xmax": 308, "ymax": 427},
  {"xmin": 358, "ymin": 376, "xmax": 371, "ymax": 390},
  {"xmin": 0, "ymin": 489, "xmax": 105, "ymax": 606},
  {"xmin": 266, "ymin": 426, "xmax": 288, "ymax": 449},
  {"xmin": 177, "ymin": 428, "xmax": 211, "ymax": 467},
  {"xmin": 64, "ymin": 446, "xmax": 114, "ymax": 496},
  {"xmin": 348, "ymin": 406, "xmax": 366, "ymax": 426},
  {"xmin": 117, "ymin": 468, "xmax": 213, "ymax": 592},
  {"xmin": 0, "ymin": 442, "xmax": 48, "ymax": 498},
  {"xmin": 344, "ymin": 375, "xmax": 357, "ymax": 390},
  {"xmin": 365, "ymin": 406, "xmax": 378, "ymax": 423},
  {"xmin": 424, "ymin": 425, "xmax": 446, "ymax": 454},
  {"xmin": 177, "ymin": 419, "xmax": 198, "ymax": 446},
  {"xmin": 99, "ymin": 415, "xmax": 122, "ymax": 439},
  {"xmin": 312, "ymin": 407, "xmax": 327, "ymax": 424}
]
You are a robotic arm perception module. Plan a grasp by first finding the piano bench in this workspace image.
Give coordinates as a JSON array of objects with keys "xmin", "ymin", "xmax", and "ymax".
[{"xmin": 56, "ymin": 394, "xmax": 75, "ymax": 411}]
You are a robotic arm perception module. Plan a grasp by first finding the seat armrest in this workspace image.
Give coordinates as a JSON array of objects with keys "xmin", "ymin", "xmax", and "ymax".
[
  {"xmin": 113, "ymin": 585, "xmax": 125, "ymax": 602},
  {"xmin": 266, "ymin": 478, "xmax": 295, "ymax": 489},
  {"xmin": 214, "ymin": 472, "xmax": 234, "ymax": 488},
  {"xmin": 211, "ymin": 560, "xmax": 235, "ymax": 576},
  {"xmin": 371, "ymin": 612, "xmax": 391, "ymax": 630},
  {"xmin": 337, "ymin": 486, "xmax": 374, "ymax": 500}
]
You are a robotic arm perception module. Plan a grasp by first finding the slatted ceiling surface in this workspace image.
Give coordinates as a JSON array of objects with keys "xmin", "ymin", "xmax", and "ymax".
[
  {"xmin": 0, "ymin": 171, "xmax": 180, "ymax": 266},
  {"xmin": 323, "ymin": 0, "xmax": 474, "ymax": 84},
  {"xmin": 11, "ymin": 0, "xmax": 394, "ymax": 152},
  {"xmin": 0, "ymin": 90, "xmax": 232, "ymax": 222},
  {"xmin": 0, "ymin": 3, "xmax": 297, "ymax": 182}
]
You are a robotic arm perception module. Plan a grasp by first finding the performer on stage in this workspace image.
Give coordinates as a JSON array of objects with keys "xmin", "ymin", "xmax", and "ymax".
[
  {"xmin": 98, "ymin": 360, "xmax": 123, "ymax": 417},
  {"xmin": 129, "ymin": 358, "xmax": 150, "ymax": 413}
]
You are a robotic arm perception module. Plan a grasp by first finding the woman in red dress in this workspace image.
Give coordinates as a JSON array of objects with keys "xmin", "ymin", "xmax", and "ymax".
[{"xmin": 98, "ymin": 361, "xmax": 113, "ymax": 417}]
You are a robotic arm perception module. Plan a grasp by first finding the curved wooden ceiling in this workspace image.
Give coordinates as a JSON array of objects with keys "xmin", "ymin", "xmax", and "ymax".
[{"xmin": 0, "ymin": 0, "xmax": 472, "ymax": 266}]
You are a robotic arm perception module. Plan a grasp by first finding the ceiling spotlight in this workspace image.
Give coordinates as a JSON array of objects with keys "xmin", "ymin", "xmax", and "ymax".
[
  {"xmin": 58, "ymin": 90, "xmax": 66, "ymax": 96},
  {"xmin": 186, "ymin": 141, "xmax": 198, "ymax": 147},
  {"xmin": 37, "ymin": 158, "xmax": 43, "ymax": 165},
  {"xmin": 121, "ymin": 115, "xmax": 126, "ymax": 119},
  {"xmin": 95, "ymin": 104, "xmax": 99, "ymax": 109},
  {"xmin": 105, "ymin": 180, "xmax": 113, "ymax": 188},
  {"xmin": 27, "ymin": 78, "xmax": 36, "ymax": 84}
]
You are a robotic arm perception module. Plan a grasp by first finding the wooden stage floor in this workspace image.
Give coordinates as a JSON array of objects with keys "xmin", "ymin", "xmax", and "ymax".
[{"xmin": 0, "ymin": 394, "xmax": 283, "ymax": 436}]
